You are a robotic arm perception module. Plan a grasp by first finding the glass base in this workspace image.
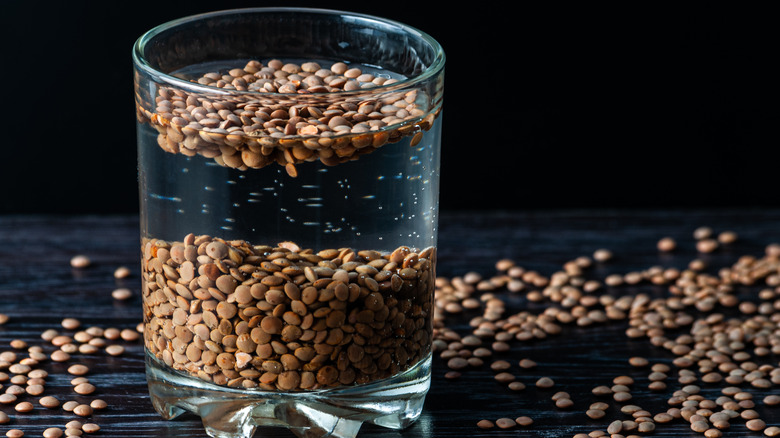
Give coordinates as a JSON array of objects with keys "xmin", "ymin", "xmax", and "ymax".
[{"xmin": 145, "ymin": 352, "xmax": 431, "ymax": 438}]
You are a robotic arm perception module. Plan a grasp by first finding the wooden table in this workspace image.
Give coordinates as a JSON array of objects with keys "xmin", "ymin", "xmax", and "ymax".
[{"xmin": 1, "ymin": 209, "xmax": 779, "ymax": 437}]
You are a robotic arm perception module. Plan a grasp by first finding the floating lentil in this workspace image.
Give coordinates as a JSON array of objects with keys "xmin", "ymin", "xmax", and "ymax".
[{"xmin": 138, "ymin": 59, "xmax": 441, "ymax": 176}]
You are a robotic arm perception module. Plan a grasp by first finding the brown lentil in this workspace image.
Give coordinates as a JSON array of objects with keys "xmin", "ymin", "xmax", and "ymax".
[
  {"xmin": 447, "ymin": 357, "xmax": 468, "ymax": 370},
  {"xmin": 507, "ymin": 381, "xmax": 526, "ymax": 391},
  {"xmin": 495, "ymin": 418, "xmax": 516, "ymax": 429},
  {"xmin": 90, "ymin": 399, "xmax": 108, "ymax": 410},
  {"xmin": 42, "ymin": 428, "xmax": 63, "ymax": 438},
  {"xmin": 105, "ymin": 344, "xmax": 125, "ymax": 356},
  {"xmin": 747, "ymin": 419, "xmax": 767, "ymax": 431},
  {"xmin": 74, "ymin": 382, "xmax": 96, "ymax": 395},
  {"xmin": 657, "ymin": 237, "xmax": 677, "ymax": 252},
  {"xmin": 73, "ymin": 404, "xmax": 93, "ymax": 417},
  {"xmin": 114, "ymin": 265, "xmax": 132, "ymax": 278},
  {"xmin": 765, "ymin": 427, "xmax": 780, "ymax": 437},
  {"xmin": 70, "ymin": 255, "xmax": 91, "ymax": 268},
  {"xmin": 39, "ymin": 395, "xmax": 60, "ymax": 408},
  {"xmin": 112, "ymin": 287, "xmax": 133, "ymax": 300},
  {"xmin": 591, "ymin": 385, "xmax": 612, "ymax": 396},
  {"xmin": 62, "ymin": 401, "xmax": 79, "ymax": 412},
  {"xmin": 494, "ymin": 372, "xmax": 515, "ymax": 383},
  {"xmin": 593, "ymin": 249, "xmax": 613, "ymax": 262},
  {"xmin": 535, "ymin": 377, "xmax": 554, "ymax": 388},
  {"xmin": 764, "ymin": 394, "xmax": 780, "ymax": 406},
  {"xmin": 67, "ymin": 364, "xmax": 89, "ymax": 376},
  {"xmin": 61, "ymin": 318, "xmax": 81, "ymax": 330},
  {"xmin": 613, "ymin": 391, "xmax": 632, "ymax": 402},
  {"xmin": 81, "ymin": 424, "xmax": 100, "ymax": 434},
  {"xmin": 586, "ymin": 409, "xmax": 606, "ymax": 419},
  {"xmin": 490, "ymin": 360, "xmax": 511, "ymax": 371},
  {"xmin": 25, "ymin": 384, "xmax": 44, "ymax": 396},
  {"xmin": 476, "ymin": 419, "xmax": 494, "ymax": 429},
  {"xmin": 690, "ymin": 420, "xmax": 709, "ymax": 433},
  {"xmin": 14, "ymin": 401, "xmax": 34, "ymax": 412},
  {"xmin": 518, "ymin": 358, "xmax": 537, "ymax": 369}
]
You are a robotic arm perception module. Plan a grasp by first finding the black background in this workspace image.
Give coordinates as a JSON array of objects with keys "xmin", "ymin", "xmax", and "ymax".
[{"xmin": 0, "ymin": 2, "xmax": 776, "ymax": 215}]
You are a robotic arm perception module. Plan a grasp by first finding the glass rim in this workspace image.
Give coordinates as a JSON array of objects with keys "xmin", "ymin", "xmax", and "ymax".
[{"xmin": 132, "ymin": 6, "xmax": 446, "ymax": 97}]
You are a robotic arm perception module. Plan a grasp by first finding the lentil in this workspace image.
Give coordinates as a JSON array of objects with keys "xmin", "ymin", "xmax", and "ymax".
[
  {"xmin": 495, "ymin": 418, "xmax": 516, "ymax": 429},
  {"xmin": 747, "ymin": 419, "xmax": 767, "ymax": 431},
  {"xmin": 657, "ymin": 237, "xmax": 676, "ymax": 252},
  {"xmin": 476, "ymin": 419, "xmax": 494, "ymax": 429},
  {"xmin": 112, "ymin": 288, "xmax": 133, "ymax": 300},
  {"xmin": 14, "ymin": 401, "xmax": 34, "ymax": 412},
  {"xmin": 70, "ymin": 255, "xmax": 91, "ymax": 268},
  {"xmin": 764, "ymin": 394, "xmax": 780, "ymax": 406},
  {"xmin": 81, "ymin": 424, "xmax": 100, "ymax": 434},
  {"xmin": 535, "ymin": 377, "xmax": 554, "ymax": 388},
  {"xmin": 42, "ymin": 428, "xmax": 63, "ymax": 438},
  {"xmin": 765, "ymin": 427, "xmax": 780, "ymax": 437},
  {"xmin": 74, "ymin": 382, "xmax": 96, "ymax": 395},
  {"xmin": 105, "ymin": 344, "xmax": 125, "ymax": 356},
  {"xmin": 593, "ymin": 249, "xmax": 612, "ymax": 262},
  {"xmin": 114, "ymin": 265, "xmax": 132, "ymax": 279},
  {"xmin": 73, "ymin": 404, "xmax": 93, "ymax": 417},
  {"xmin": 507, "ymin": 381, "xmax": 525, "ymax": 391},
  {"xmin": 586, "ymin": 409, "xmax": 606, "ymax": 419},
  {"xmin": 39, "ymin": 395, "xmax": 60, "ymax": 408},
  {"xmin": 65, "ymin": 421, "xmax": 82, "ymax": 430},
  {"xmin": 67, "ymin": 364, "xmax": 89, "ymax": 376}
]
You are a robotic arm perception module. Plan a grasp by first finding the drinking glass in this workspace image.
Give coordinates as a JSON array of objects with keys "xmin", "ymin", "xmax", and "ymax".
[{"xmin": 133, "ymin": 7, "xmax": 444, "ymax": 438}]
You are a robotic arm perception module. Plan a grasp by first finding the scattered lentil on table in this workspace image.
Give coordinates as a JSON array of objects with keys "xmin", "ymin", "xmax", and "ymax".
[
  {"xmin": 431, "ymin": 227, "xmax": 780, "ymax": 437},
  {"xmin": 2, "ymin": 224, "xmax": 780, "ymax": 437}
]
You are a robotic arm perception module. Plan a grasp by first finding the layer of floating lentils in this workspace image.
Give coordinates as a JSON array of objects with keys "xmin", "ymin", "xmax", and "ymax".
[
  {"xmin": 142, "ymin": 234, "xmax": 435, "ymax": 390},
  {"xmin": 0, "ymin": 309, "xmax": 140, "ymax": 436},
  {"xmin": 433, "ymin": 227, "xmax": 780, "ymax": 436},
  {"xmin": 136, "ymin": 59, "xmax": 441, "ymax": 177}
]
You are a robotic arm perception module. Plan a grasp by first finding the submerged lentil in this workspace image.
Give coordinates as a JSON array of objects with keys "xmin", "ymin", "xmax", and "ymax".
[{"xmin": 142, "ymin": 235, "xmax": 435, "ymax": 390}]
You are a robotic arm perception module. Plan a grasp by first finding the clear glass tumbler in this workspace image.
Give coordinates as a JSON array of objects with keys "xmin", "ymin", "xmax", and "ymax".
[{"xmin": 132, "ymin": 8, "xmax": 444, "ymax": 438}]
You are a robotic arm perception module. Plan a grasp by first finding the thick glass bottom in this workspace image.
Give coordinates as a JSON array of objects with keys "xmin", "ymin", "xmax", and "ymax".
[{"xmin": 145, "ymin": 352, "xmax": 431, "ymax": 438}]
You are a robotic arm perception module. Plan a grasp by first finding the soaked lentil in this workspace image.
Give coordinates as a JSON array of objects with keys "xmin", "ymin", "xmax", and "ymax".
[{"xmin": 143, "ymin": 236, "xmax": 434, "ymax": 390}]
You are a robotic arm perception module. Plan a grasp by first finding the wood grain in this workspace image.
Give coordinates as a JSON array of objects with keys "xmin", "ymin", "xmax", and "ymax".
[{"xmin": 1, "ymin": 210, "xmax": 779, "ymax": 437}]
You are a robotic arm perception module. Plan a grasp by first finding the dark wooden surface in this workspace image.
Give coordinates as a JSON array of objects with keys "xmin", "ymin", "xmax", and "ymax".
[{"xmin": 1, "ymin": 209, "xmax": 779, "ymax": 437}]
